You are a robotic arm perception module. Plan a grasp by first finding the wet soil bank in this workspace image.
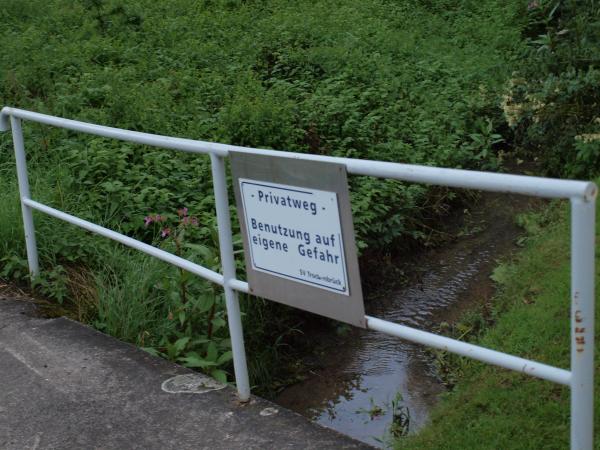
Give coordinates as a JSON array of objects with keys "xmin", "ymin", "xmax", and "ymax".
[{"xmin": 274, "ymin": 192, "xmax": 540, "ymax": 448}]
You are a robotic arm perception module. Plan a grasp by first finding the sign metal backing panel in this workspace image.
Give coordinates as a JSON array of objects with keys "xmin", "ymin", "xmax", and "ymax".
[{"xmin": 231, "ymin": 152, "xmax": 365, "ymax": 328}]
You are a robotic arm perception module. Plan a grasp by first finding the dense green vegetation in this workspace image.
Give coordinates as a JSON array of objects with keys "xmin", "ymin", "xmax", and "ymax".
[
  {"xmin": 509, "ymin": 0, "xmax": 600, "ymax": 178},
  {"xmin": 0, "ymin": 0, "xmax": 598, "ymax": 400},
  {"xmin": 0, "ymin": 0, "xmax": 528, "ymax": 390},
  {"xmin": 397, "ymin": 199, "xmax": 600, "ymax": 449},
  {"xmin": 1, "ymin": 0, "xmax": 527, "ymax": 248}
]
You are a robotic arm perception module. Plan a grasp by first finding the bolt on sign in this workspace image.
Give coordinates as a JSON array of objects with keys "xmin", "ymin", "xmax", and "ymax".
[{"xmin": 231, "ymin": 152, "xmax": 365, "ymax": 328}]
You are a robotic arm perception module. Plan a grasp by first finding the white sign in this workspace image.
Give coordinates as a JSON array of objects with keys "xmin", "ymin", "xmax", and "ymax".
[{"xmin": 238, "ymin": 178, "xmax": 349, "ymax": 295}]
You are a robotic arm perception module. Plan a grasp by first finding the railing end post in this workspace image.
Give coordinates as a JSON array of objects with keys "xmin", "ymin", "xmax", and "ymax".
[
  {"xmin": 0, "ymin": 107, "xmax": 11, "ymax": 132},
  {"xmin": 570, "ymin": 196, "xmax": 595, "ymax": 450},
  {"xmin": 583, "ymin": 182, "xmax": 598, "ymax": 203}
]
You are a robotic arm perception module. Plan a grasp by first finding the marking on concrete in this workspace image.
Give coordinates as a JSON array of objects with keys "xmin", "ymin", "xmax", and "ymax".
[
  {"xmin": 161, "ymin": 373, "xmax": 226, "ymax": 394},
  {"xmin": 21, "ymin": 333, "xmax": 54, "ymax": 352},
  {"xmin": 28, "ymin": 434, "xmax": 41, "ymax": 450},
  {"xmin": 4, "ymin": 346, "xmax": 46, "ymax": 379},
  {"xmin": 259, "ymin": 407, "xmax": 279, "ymax": 416}
]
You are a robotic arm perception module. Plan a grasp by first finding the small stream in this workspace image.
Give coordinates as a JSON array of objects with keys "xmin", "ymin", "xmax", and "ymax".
[{"xmin": 274, "ymin": 193, "xmax": 537, "ymax": 448}]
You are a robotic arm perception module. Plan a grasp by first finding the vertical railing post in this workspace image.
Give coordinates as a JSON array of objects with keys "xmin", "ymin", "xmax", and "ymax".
[
  {"xmin": 210, "ymin": 153, "xmax": 250, "ymax": 401},
  {"xmin": 10, "ymin": 116, "xmax": 39, "ymax": 278},
  {"xmin": 570, "ymin": 194, "xmax": 596, "ymax": 450}
]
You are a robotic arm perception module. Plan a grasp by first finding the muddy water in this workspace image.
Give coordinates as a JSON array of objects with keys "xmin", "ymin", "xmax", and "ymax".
[{"xmin": 275, "ymin": 193, "xmax": 537, "ymax": 448}]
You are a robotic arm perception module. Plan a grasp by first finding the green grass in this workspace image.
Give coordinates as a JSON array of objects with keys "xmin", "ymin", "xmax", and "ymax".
[
  {"xmin": 397, "ymin": 200, "xmax": 600, "ymax": 449},
  {"xmin": 93, "ymin": 252, "xmax": 175, "ymax": 345}
]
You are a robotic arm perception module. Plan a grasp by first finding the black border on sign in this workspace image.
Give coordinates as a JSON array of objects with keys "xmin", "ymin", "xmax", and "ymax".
[{"xmin": 239, "ymin": 179, "xmax": 348, "ymax": 294}]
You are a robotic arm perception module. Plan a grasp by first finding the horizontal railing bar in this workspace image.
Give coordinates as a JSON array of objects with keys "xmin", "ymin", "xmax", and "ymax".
[
  {"xmin": 2, "ymin": 107, "xmax": 596, "ymax": 200},
  {"xmin": 1, "ymin": 107, "xmax": 232, "ymax": 157},
  {"xmin": 233, "ymin": 150, "xmax": 596, "ymax": 201},
  {"xmin": 226, "ymin": 278, "xmax": 571, "ymax": 385},
  {"xmin": 366, "ymin": 315, "xmax": 571, "ymax": 386},
  {"xmin": 228, "ymin": 278, "xmax": 249, "ymax": 293},
  {"xmin": 22, "ymin": 198, "xmax": 224, "ymax": 286}
]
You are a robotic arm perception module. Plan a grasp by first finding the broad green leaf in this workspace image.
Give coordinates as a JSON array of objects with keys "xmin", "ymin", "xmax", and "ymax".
[
  {"xmin": 211, "ymin": 317, "xmax": 226, "ymax": 333},
  {"xmin": 211, "ymin": 369, "xmax": 228, "ymax": 384},
  {"xmin": 179, "ymin": 354, "xmax": 216, "ymax": 369},
  {"xmin": 206, "ymin": 341, "xmax": 218, "ymax": 362},
  {"xmin": 174, "ymin": 336, "xmax": 190, "ymax": 353},
  {"xmin": 216, "ymin": 351, "xmax": 233, "ymax": 365},
  {"xmin": 141, "ymin": 347, "xmax": 161, "ymax": 357},
  {"xmin": 184, "ymin": 243, "xmax": 213, "ymax": 259},
  {"xmin": 197, "ymin": 295, "xmax": 215, "ymax": 313}
]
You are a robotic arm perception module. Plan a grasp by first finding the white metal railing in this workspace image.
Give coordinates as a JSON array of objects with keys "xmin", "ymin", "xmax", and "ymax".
[{"xmin": 0, "ymin": 107, "xmax": 596, "ymax": 449}]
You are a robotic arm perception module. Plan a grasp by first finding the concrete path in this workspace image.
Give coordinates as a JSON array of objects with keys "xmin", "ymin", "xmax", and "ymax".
[{"xmin": 0, "ymin": 297, "xmax": 372, "ymax": 449}]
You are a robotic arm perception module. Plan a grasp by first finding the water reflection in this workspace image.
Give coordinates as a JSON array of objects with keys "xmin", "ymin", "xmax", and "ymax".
[{"xmin": 275, "ymin": 195, "xmax": 531, "ymax": 447}]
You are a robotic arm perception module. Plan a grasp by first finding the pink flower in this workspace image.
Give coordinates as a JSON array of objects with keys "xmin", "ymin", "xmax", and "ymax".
[
  {"xmin": 161, "ymin": 227, "xmax": 171, "ymax": 238},
  {"xmin": 182, "ymin": 216, "xmax": 199, "ymax": 226},
  {"xmin": 177, "ymin": 207, "xmax": 188, "ymax": 218},
  {"xmin": 144, "ymin": 216, "xmax": 153, "ymax": 227}
]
